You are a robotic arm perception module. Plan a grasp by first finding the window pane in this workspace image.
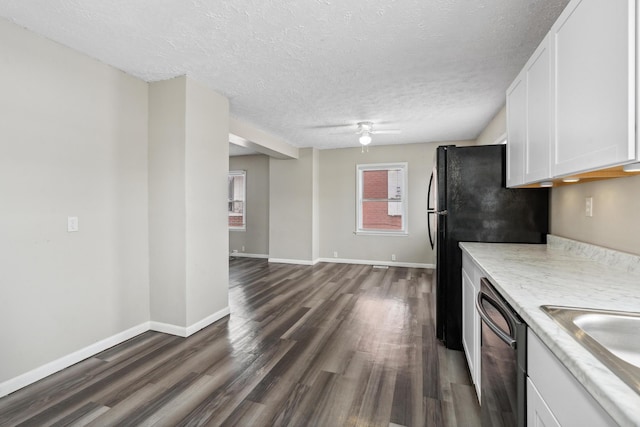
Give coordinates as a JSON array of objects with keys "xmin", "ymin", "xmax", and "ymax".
[
  {"xmin": 229, "ymin": 200, "xmax": 244, "ymax": 227},
  {"xmin": 228, "ymin": 172, "xmax": 246, "ymax": 229},
  {"xmin": 362, "ymin": 200, "xmax": 403, "ymax": 230},
  {"xmin": 357, "ymin": 163, "xmax": 407, "ymax": 234},
  {"xmin": 387, "ymin": 169, "xmax": 403, "ymax": 200},
  {"xmin": 362, "ymin": 170, "xmax": 390, "ymax": 199}
]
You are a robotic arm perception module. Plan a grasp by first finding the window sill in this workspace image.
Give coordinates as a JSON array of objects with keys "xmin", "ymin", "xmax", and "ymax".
[
  {"xmin": 229, "ymin": 227, "xmax": 246, "ymax": 232},
  {"xmin": 355, "ymin": 230, "xmax": 408, "ymax": 237}
]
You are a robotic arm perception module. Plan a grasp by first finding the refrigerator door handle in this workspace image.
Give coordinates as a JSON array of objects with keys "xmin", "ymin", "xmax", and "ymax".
[
  {"xmin": 427, "ymin": 211, "xmax": 435, "ymax": 249},
  {"xmin": 427, "ymin": 172, "xmax": 434, "ymax": 211}
]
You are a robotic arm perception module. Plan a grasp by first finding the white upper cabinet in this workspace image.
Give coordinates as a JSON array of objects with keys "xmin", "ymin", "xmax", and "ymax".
[
  {"xmin": 506, "ymin": 0, "xmax": 637, "ymax": 186},
  {"xmin": 506, "ymin": 76, "xmax": 527, "ymax": 187},
  {"xmin": 551, "ymin": 0, "xmax": 636, "ymax": 176},
  {"xmin": 506, "ymin": 35, "xmax": 551, "ymax": 187},
  {"xmin": 524, "ymin": 36, "xmax": 551, "ymax": 183}
]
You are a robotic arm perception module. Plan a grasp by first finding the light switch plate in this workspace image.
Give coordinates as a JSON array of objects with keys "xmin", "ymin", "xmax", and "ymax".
[
  {"xmin": 67, "ymin": 216, "xmax": 79, "ymax": 232},
  {"xmin": 585, "ymin": 197, "xmax": 593, "ymax": 217}
]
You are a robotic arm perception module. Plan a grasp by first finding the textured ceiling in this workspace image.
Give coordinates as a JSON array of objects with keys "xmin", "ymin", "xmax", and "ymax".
[{"xmin": 0, "ymin": 0, "xmax": 570, "ymax": 149}]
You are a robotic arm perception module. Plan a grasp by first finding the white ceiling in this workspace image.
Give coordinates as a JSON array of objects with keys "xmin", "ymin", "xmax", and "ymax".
[{"xmin": 0, "ymin": 0, "xmax": 569, "ymax": 150}]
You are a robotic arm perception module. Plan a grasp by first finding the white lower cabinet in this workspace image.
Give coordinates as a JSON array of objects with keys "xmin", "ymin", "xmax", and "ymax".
[
  {"xmin": 461, "ymin": 253, "xmax": 481, "ymax": 401},
  {"xmin": 527, "ymin": 330, "xmax": 617, "ymax": 426},
  {"xmin": 527, "ymin": 378, "xmax": 561, "ymax": 427}
]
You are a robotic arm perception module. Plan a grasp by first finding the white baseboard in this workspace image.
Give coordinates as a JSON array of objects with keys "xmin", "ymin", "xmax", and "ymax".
[
  {"xmin": 268, "ymin": 257, "xmax": 318, "ymax": 265},
  {"xmin": 149, "ymin": 321, "xmax": 186, "ymax": 337},
  {"xmin": 186, "ymin": 306, "xmax": 231, "ymax": 336},
  {"xmin": 0, "ymin": 305, "xmax": 231, "ymax": 398},
  {"xmin": 316, "ymin": 258, "xmax": 433, "ymax": 269},
  {"xmin": 229, "ymin": 252, "xmax": 268, "ymax": 259},
  {"xmin": 268, "ymin": 257, "xmax": 432, "ymax": 268},
  {"xmin": 186, "ymin": 306, "xmax": 230, "ymax": 336},
  {"xmin": 150, "ymin": 306, "xmax": 230, "ymax": 338},
  {"xmin": 0, "ymin": 322, "xmax": 149, "ymax": 398}
]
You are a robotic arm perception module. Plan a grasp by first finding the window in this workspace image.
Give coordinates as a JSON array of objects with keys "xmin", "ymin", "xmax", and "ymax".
[
  {"xmin": 356, "ymin": 163, "xmax": 408, "ymax": 235},
  {"xmin": 228, "ymin": 170, "xmax": 246, "ymax": 230}
]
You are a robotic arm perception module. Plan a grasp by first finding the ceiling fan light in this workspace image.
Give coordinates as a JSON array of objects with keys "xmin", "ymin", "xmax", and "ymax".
[{"xmin": 359, "ymin": 134, "xmax": 372, "ymax": 145}]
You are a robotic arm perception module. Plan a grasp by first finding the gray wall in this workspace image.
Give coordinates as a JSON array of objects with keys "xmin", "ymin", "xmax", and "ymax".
[
  {"xmin": 269, "ymin": 148, "xmax": 319, "ymax": 262},
  {"xmin": 184, "ymin": 78, "xmax": 230, "ymax": 325},
  {"xmin": 0, "ymin": 19, "xmax": 150, "ymax": 382},
  {"xmin": 149, "ymin": 76, "xmax": 230, "ymax": 328},
  {"xmin": 148, "ymin": 78, "xmax": 187, "ymax": 326},
  {"xmin": 551, "ymin": 175, "xmax": 640, "ymax": 255},
  {"xmin": 312, "ymin": 147, "xmax": 320, "ymax": 261},
  {"xmin": 318, "ymin": 142, "xmax": 475, "ymax": 266},
  {"xmin": 0, "ymin": 18, "xmax": 231, "ymax": 389},
  {"xmin": 229, "ymin": 155, "xmax": 270, "ymax": 256},
  {"xmin": 475, "ymin": 106, "xmax": 506, "ymax": 146}
]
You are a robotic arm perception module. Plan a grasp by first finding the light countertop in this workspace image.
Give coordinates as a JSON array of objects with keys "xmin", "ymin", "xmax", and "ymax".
[{"xmin": 460, "ymin": 236, "xmax": 640, "ymax": 427}]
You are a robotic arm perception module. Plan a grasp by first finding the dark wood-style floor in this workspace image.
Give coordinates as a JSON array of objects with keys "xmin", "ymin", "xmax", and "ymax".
[{"xmin": 0, "ymin": 259, "xmax": 480, "ymax": 426}]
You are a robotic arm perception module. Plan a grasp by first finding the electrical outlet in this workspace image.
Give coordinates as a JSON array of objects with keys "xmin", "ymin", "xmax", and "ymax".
[
  {"xmin": 391, "ymin": 254, "xmax": 396, "ymax": 261},
  {"xmin": 585, "ymin": 197, "xmax": 593, "ymax": 217},
  {"xmin": 333, "ymin": 251, "xmax": 338, "ymax": 258},
  {"xmin": 241, "ymin": 246, "xmax": 245, "ymax": 252}
]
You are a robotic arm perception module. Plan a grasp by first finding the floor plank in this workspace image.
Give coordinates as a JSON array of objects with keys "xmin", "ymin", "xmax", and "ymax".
[{"xmin": 0, "ymin": 258, "xmax": 480, "ymax": 426}]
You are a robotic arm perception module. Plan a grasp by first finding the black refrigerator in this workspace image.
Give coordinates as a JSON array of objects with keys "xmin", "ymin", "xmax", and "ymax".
[{"xmin": 427, "ymin": 144, "xmax": 548, "ymax": 350}]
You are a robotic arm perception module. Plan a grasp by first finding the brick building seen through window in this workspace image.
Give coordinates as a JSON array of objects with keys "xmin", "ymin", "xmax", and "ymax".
[{"xmin": 357, "ymin": 163, "xmax": 407, "ymax": 234}]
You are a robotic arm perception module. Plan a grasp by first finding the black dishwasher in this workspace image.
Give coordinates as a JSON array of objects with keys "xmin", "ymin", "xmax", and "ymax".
[{"xmin": 476, "ymin": 278, "xmax": 527, "ymax": 427}]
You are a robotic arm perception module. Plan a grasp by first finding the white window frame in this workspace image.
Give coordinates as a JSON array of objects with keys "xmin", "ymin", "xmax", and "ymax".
[
  {"xmin": 228, "ymin": 170, "xmax": 246, "ymax": 231},
  {"xmin": 356, "ymin": 162, "xmax": 408, "ymax": 236}
]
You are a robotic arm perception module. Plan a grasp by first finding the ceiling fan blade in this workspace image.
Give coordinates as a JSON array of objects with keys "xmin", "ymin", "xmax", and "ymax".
[
  {"xmin": 371, "ymin": 129, "xmax": 401, "ymax": 135},
  {"xmin": 329, "ymin": 129, "xmax": 359, "ymax": 135}
]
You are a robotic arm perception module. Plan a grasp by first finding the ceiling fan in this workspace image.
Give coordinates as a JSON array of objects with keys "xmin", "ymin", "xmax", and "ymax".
[
  {"xmin": 354, "ymin": 122, "xmax": 401, "ymax": 146},
  {"xmin": 327, "ymin": 121, "xmax": 401, "ymax": 146}
]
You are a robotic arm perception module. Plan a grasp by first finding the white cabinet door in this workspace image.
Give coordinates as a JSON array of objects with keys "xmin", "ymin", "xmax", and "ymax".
[
  {"xmin": 471, "ymin": 274, "xmax": 481, "ymax": 400},
  {"xmin": 527, "ymin": 330, "xmax": 617, "ymax": 426},
  {"xmin": 507, "ymin": 35, "xmax": 551, "ymax": 187},
  {"xmin": 461, "ymin": 253, "xmax": 481, "ymax": 401},
  {"xmin": 527, "ymin": 378, "xmax": 561, "ymax": 427},
  {"xmin": 524, "ymin": 35, "xmax": 551, "ymax": 183},
  {"xmin": 551, "ymin": 0, "xmax": 636, "ymax": 176},
  {"xmin": 506, "ymin": 74, "xmax": 526, "ymax": 187},
  {"xmin": 461, "ymin": 268, "xmax": 476, "ymax": 380}
]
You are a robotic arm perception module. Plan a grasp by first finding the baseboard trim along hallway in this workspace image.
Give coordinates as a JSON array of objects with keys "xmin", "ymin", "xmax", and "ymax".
[
  {"xmin": 0, "ymin": 322, "xmax": 148, "ymax": 398},
  {"xmin": 150, "ymin": 306, "xmax": 231, "ymax": 337},
  {"xmin": 267, "ymin": 257, "xmax": 434, "ymax": 269},
  {"xmin": 229, "ymin": 252, "xmax": 268, "ymax": 259},
  {"xmin": 316, "ymin": 257, "xmax": 434, "ymax": 269},
  {"xmin": 0, "ymin": 306, "xmax": 230, "ymax": 398}
]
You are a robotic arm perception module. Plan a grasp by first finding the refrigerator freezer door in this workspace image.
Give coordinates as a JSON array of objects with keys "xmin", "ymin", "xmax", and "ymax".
[
  {"xmin": 435, "ymin": 146, "xmax": 449, "ymax": 342},
  {"xmin": 435, "ymin": 144, "xmax": 548, "ymax": 350}
]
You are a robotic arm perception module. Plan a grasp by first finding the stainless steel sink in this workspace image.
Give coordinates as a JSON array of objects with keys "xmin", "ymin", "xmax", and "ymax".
[{"xmin": 541, "ymin": 305, "xmax": 640, "ymax": 395}]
